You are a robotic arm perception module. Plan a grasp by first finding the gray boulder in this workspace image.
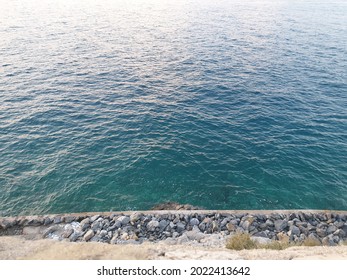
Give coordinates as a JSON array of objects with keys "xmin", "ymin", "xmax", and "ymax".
[
  {"xmin": 42, "ymin": 225, "xmax": 61, "ymax": 238},
  {"xmin": 90, "ymin": 215, "xmax": 100, "ymax": 222},
  {"xmin": 80, "ymin": 218, "xmax": 90, "ymax": 231},
  {"xmin": 254, "ymin": 231, "xmax": 269, "ymax": 238},
  {"xmin": 159, "ymin": 220, "xmax": 169, "ymax": 232},
  {"xmin": 176, "ymin": 222, "xmax": 186, "ymax": 233},
  {"xmin": 316, "ymin": 227, "xmax": 327, "ymax": 238},
  {"xmin": 289, "ymin": 225, "xmax": 300, "ymax": 236},
  {"xmin": 147, "ymin": 220, "xmax": 159, "ymax": 231},
  {"xmin": 308, "ymin": 233, "xmax": 321, "ymax": 244},
  {"xmin": 69, "ymin": 232, "xmax": 81, "ymax": 242},
  {"xmin": 322, "ymin": 235, "xmax": 337, "ymax": 246},
  {"xmin": 333, "ymin": 229, "xmax": 346, "ymax": 238},
  {"xmin": 265, "ymin": 219, "xmax": 274, "ymax": 227},
  {"xmin": 83, "ymin": 230, "xmax": 94, "ymax": 241},
  {"xmin": 327, "ymin": 225, "xmax": 338, "ymax": 235},
  {"xmin": 117, "ymin": 216, "xmax": 130, "ymax": 226},
  {"xmin": 91, "ymin": 221, "xmax": 102, "ymax": 231},
  {"xmin": 186, "ymin": 230, "xmax": 205, "ymax": 242},
  {"xmin": 274, "ymin": 220, "xmax": 288, "ymax": 231},
  {"xmin": 62, "ymin": 225, "xmax": 74, "ymax": 238},
  {"xmin": 221, "ymin": 218, "xmax": 229, "ymax": 227},
  {"xmin": 100, "ymin": 230, "xmax": 107, "ymax": 237},
  {"xmin": 113, "ymin": 220, "xmax": 122, "ymax": 229},
  {"xmin": 190, "ymin": 218, "xmax": 200, "ymax": 226}
]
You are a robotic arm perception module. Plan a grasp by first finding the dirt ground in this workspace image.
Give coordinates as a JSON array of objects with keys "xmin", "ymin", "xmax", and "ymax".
[{"xmin": 1, "ymin": 236, "xmax": 347, "ymax": 260}]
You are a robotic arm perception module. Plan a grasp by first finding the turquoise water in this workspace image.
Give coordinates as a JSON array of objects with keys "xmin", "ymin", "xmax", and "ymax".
[{"xmin": 0, "ymin": 0, "xmax": 346, "ymax": 216}]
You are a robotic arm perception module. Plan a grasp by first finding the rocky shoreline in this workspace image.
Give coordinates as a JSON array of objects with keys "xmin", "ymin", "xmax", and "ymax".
[{"xmin": 1, "ymin": 210, "xmax": 347, "ymax": 247}]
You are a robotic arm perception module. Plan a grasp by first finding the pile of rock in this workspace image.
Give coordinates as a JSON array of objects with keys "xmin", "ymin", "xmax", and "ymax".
[{"xmin": 1, "ymin": 211, "xmax": 347, "ymax": 246}]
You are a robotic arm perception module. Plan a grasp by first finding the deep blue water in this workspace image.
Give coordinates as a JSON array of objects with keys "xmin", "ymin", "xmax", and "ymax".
[{"xmin": 0, "ymin": 0, "xmax": 346, "ymax": 216}]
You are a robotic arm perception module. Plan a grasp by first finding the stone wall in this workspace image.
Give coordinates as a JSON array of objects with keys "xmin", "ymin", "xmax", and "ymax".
[{"xmin": 1, "ymin": 211, "xmax": 347, "ymax": 246}]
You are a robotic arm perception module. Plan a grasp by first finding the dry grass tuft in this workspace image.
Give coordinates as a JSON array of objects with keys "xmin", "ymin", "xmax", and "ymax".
[
  {"xmin": 301, "ymin": 238, "xmax": 321, "ymax": 247},
  {"xmin": 226, "ymin": 233, "xmax": 332, "ymax": 251},
  {"xmin": 260, "ymin": 241, "xmax": 290, "ymax": 250},
  {"xmin": 225, "ymin": 233, "xmax": 257, "ymax": 250},
  {"xmin": 226, "ymin": 233, "xmax": 289, "ymax": 251}
]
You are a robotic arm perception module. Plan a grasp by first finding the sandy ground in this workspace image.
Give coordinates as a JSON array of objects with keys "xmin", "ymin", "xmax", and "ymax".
[{"xmin": 1, "ymin": 236, "xmax": 347, "ymax": 260}]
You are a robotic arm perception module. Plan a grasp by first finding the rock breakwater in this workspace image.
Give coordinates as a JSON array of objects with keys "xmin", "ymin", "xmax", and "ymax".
[{"xmin": 1, "ymin": 211, "xmax": 347, "ymax": 247}]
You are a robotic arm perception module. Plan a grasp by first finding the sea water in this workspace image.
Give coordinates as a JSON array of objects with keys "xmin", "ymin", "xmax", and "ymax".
[{"xmin": 0, "ymin": 0, "xmax": 346, "ymax": 216}]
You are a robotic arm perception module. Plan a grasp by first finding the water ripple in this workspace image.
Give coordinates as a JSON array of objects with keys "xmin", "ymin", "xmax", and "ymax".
[{"xmin": 0, "ymin": 0, "xmax": 346, "ymax": 216}]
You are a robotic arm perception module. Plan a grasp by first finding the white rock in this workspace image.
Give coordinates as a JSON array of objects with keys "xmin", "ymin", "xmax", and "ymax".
[
  {"xmin": 251, "ymin": 236, "xmax": 272, "ymax": 245},
  {"xmin": 147, "ymin": 220, "xmax": 160, "ymax": 231},
  {"xmin": 83, "ymin": 230, "xmax": 94, "ymax": 241},
  {"xmin": 117, "ymin": 216, "xmax": 130, "ymax": 225}
]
